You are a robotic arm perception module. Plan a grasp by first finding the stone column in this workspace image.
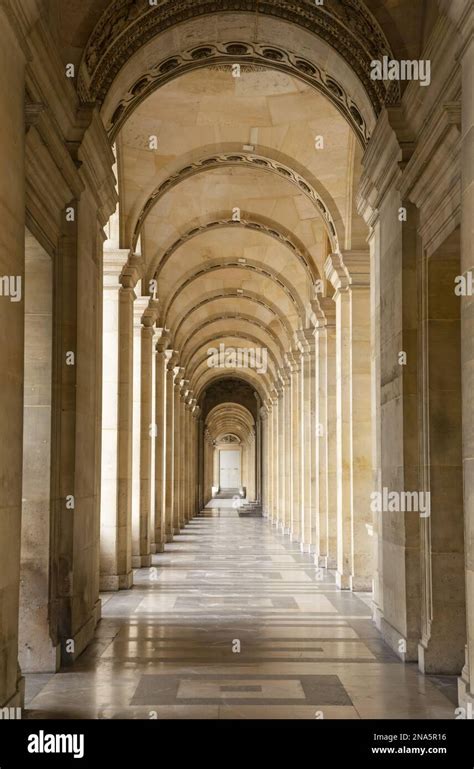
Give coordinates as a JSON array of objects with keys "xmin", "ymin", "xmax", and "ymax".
[
  {"xmin": 358, "ymin": 114, "xmax": 421, "ymax": 659},
  {"xmin": 260, "ymin": 407, "xmax": 268, "ymax": 514},
  {"xmin": 154, "ymin": 334, "xmax": 168, "ymax": 552},
  {"xmin": 176, "ymin": 381, "xmax": 187, "ymax": 524},
  {"xmin": 289, "ymin": 355, "xmax": 302, "ymax": 541},
  {"xmin": 131, "ymin": 295, "xmax": 149, "ymax": 568},
  {"xmin": 138, "ymin": 306, "xmax": 157, "ymax": 565},
  {"xmin": 252, "ymin": 421, "xmax": 258, "ymax": 502},
  {"xmin": 270, "ymin": 394, "xmax": 278, "ymax": 525},
  {"xmin": 255, "ymin": 412, "xmax": 262, "ymax": 504},
  {"xmin": 312, "ymin": 297, "xmax": 337, "ymax": 568},
  {"xmin": 182, "ymin": 390, "xmax": 192, "ymax": 523},
  {"xmin": 164, "ymin": 353, "xmax": 176, "ymax": 541},
  {"xmin": 283, "ymin": 372, "xmax": 292, "ymax": 531},
  {"xmin": 458, "ymin": 0, "xmax": 474, "ymax": 711},
  {"xmin": 326, "ymin": 252, "xmax": 373, "ymax": 591},
  {"xmin": 276, "ymin": 381, "xmax": 285, "ymax": 529},
  {"xmin": 0, "ymin": 4, "xmax": 26, "ymax": 706},
  {"xmin": 193, "ymin": 405, "xmax": 201, "ymax": 513},
  {"xmin": 265, "ymin": 402, "xmax": 273, "ymax": 518},
  {"xmin": 213, "ymin": 441, "xmax": 219, "ymax": 494},
  {"xmin": 116, "ymin": 277, "xmax": 136, "ymax": 587},
  {"xmin": 100, "ymin": 253, "xmax": 139, "ymax": 590},
  {"xmin": 172, "ymin": 370, "xmax": 182, "ymax": 531},
  {"xmin": 298, "ymin": 330, "xmax": 317, "ymax": 552}
]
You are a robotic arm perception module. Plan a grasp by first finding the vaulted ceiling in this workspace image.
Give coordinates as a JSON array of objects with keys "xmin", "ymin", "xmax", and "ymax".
[{"xmin": 45, "ymin": 0, "xmax": 435, "ymax": 417}]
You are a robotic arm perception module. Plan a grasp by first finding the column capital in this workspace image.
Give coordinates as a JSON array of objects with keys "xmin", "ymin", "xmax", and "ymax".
[
  {"xmin": 296, "ymin": 328, "xmax": 316, "ymax": 354},
  {"xmin": 141, "ymin": 298, "xmax": 159, "ymax": 327},
  {"xmin": 325, "ymin": 251, "xmax": 370, "ymax": 293},
  {"xmin": 120, "ymin": 253, "xmax": 144, "ymax": 289},
  {"xmin": 180, "ymin": 379, "xmax": 190, "ymax": 398},
  {"xmin": 156, "ymin": 328, "xmax": 170, "ymax": 353},
  {"xmin": 278, "ymin": 366, "xmax": 291, "ymax": 387},
  {"xmin": 270, "ymin": 388, "xmax": 279, "ymax": 404},
  {"xmin": 133, "ymin": 295, "xmax": 149, "ymax": 326},
  {"xmin": 165, "ymin": 350, "xmax": 179, "ymax": 371},
  {"xmin": 103, "ymin": 248, "xmax": 129, "ymax": 280},
  {"xmin": 311, "ymin": 296, "xmax": 336, "ymax": 328},
  {"xmin": 173, "ymin": 366, "xmax": 185, "ymax": 386}
]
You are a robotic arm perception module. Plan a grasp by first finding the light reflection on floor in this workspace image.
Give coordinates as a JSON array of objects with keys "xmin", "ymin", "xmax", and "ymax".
[{"xmin": 25, "ymin": 500, "xmax": 457, "ymax": 719}]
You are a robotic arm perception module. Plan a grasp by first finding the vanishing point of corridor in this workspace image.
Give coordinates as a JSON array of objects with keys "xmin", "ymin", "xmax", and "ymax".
[{"xmin": 25, "ymin": 499, "xmax": 455, "ymax": 720}]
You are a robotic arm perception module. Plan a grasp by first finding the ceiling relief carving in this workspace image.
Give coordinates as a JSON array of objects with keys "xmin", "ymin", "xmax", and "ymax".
[
  {"xmin": 133, "ymin": 153, "xmax": 340, "ymax": 253},
  {"xmin": 79, "ymin": 1, "xmax": 399, "ymax": 142}
]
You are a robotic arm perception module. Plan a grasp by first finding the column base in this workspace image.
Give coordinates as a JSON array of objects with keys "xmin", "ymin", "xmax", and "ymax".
[
  {"xmin": 173, "ymin": 527, "xmax": 180, "ymax": 535},
  {"xmin": 2, "ymin": 676, "xmax": 25, "ymax": 709},
  {"xmin": 418, "ymin": 637, "xmax": 465, "ymax": 675},
  {"xmin": 377, "ymin": 613, "xmax": 418, "ymax": 662},
  {"xmin": 20, "ymin": 640, "xmax": 61, "ymax": 674},
  {"xmin": 132, "ymin": 555, "xmax": 152, "ymax": 568},
  {"xmin": 457, "ymin": 671, "xmax": 474, "ymax": 718},
  {"xmin": 100, "ymin": 570, "xmax": 133, "ymax": 591},
  {"xmin": 315, "ymin": 554, "xmax": 328, "ymax": 568},
  {"xmin": 336, "ymin": 571, "xmax": 351, "ymax": 590},
  {"xmin": 165, "ymin": 532, "xmax": 173, "ymax": 543},
  {"xmin": 350, "ymin": 575, "xmax": 372, "ymax": 592},
  {"xmin": 154, "ymin": 542, "xmax": 165, "ymax": 553},
  {"xmin": 61, "ymin": 599, "xmax": 101, "ymax": 664}
]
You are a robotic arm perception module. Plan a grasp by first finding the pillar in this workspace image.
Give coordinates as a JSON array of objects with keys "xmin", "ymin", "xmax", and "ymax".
[
  {"xmin": 289, "ymin": 356, "xmax": 301, "ymax": 541},
  {"xmin": 298, "ymin": 330, "xmax": 316, "ymax": 551},
  {"xmin": 313, "ymin": 297, "xmax": 337, "ymax": 569},
  {"xmin": 0, "ymin": 4, "xmax": 26, "ymax": 706},
  {"xmin": 458, "ymin": 0, "xmax": 474, "ymax": 708},
  {"xmin": 163, "ymin": 352, "xmax": 175, "ymax": 541},
  {"xmin": 100, "ymin": 253, "xmax": 137, "ymax": 590},
  {"xmin": 326, "ymin": 252, "xmax": 373, "ymax": 591},
  {"xmin": 131, "ymin": 296, "xmax": 149, "ymax": 568},
  {"xmin": 154, "ymin": 335, "xmax": 167, "ymax": 551},
  {"xmin": 277, "ymin": 381, "xmax": 285, "ymax": 529}
]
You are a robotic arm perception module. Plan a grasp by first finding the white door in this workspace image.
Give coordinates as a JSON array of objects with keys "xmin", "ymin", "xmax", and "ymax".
[{"xmin": 219, "ymin": 450, "xmax": 241, "ymax": 488}]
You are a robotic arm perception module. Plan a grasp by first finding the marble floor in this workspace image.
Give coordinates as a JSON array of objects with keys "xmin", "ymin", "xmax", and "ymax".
[{"xmin": 25, "ymin": 502, "xmax": 458, "ymax": 719}]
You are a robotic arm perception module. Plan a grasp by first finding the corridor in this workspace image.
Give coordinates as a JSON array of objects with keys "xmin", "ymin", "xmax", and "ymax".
[{"xmin": 24, "ymin": 500, "xmax": 456, "ymax": 720}]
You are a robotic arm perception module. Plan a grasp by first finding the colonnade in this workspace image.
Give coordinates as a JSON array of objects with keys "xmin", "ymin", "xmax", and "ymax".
[
  {"xmin": 0, "ymin": 0, "xmax": 472, "ymax": 719},
  {"xmin": 262, "ymin": 252, "xmax": 373, "ymax": 595},
  {"xmin": 100, "ymin": 250, "xmax": 200, "ymax": 588}
]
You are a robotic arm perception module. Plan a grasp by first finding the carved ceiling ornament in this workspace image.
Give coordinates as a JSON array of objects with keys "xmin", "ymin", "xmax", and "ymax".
[
  {"xmin": 133, "ymin": 152, "xmax": 340, "ymax": 253},
  {"xmin": 79, "ymin": 0, "xmax": 399, "ymax": 144},
  {"xmin": 219, "ymin": 434, "xmax": 241, "ymax": 444}
]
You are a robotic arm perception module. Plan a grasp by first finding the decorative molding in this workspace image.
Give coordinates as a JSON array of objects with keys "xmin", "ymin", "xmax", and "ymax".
[
  {"xmin": 178, "ymin": 312, "xmax": 285, "ymax": 362},
  {"xmin": 152, "ymin": 217, "xmax": 318, "ymax": 285},
  {"xmin": 79, "ymin": 0, "xmax": 397, "ymax": 131},
  {"xmin": 100, "ymin": 40, "xmax": 372, "ymax": 147},
  {"xmin": 134, "ymin": 152, "xmax": 340, "ymax": 252}
]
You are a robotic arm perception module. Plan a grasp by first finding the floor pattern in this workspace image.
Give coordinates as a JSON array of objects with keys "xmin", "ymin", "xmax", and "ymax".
[{"xmin": 25, "ymin": 502, "xmax": 457, "ymax": 719}]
